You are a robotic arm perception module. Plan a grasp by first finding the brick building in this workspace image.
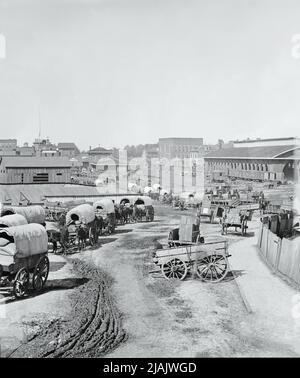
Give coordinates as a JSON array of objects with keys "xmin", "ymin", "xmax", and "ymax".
[{"xmin": 159, "ymin": 138, "xmax": 204, "ymax": 159}]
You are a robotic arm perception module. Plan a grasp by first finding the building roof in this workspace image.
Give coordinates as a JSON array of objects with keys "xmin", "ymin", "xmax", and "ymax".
[
  {"xmin": 233, "ymin": 137, "xmax": 297, "ymax": 144},
  {"xmin": 0, "ymin": 184, "xmax": 138, "ymax": 204},
  {"xmin": 88, "ymin": 146, "xmax": 113, "ymax": 153},
  {"xmin": 57, "ymin": 143, "xmax": 79, "ymax": 150},
  {"xmin": 0, "ymin": 139, "xmax": 17, "ymax": 143},
  {"xmin": 204, "ymin": 145, "xmax": 300, "ymax": 159},
  {"xmin": 159, "ymin": 137, "xmax": 203, "ymax": 143},
  {"xmin": 0, "ymin": 156, "xmax": 72, "ymax": 168}
]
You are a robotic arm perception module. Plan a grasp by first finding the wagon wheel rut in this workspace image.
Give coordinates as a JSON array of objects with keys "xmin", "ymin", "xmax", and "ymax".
[{"xmin": 10, "ymin": 260, "xmax": 127, "ymax": 358}]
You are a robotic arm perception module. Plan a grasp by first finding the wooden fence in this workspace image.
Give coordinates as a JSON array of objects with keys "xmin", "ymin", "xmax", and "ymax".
[{"xmin": 258, "ymin": 224, "xmax": 300, "ymax": 287}]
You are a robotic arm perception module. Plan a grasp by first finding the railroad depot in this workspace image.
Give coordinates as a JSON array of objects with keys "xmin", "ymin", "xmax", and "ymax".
[{"xmin": 204, "ymin": 138, "xmax": 300, "ymax": 183}]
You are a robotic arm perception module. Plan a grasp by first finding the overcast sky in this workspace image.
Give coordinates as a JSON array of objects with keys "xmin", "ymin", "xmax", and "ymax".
[{"xmin": 0, "ymin": 0, "xmax": 300, "ymax": 150}]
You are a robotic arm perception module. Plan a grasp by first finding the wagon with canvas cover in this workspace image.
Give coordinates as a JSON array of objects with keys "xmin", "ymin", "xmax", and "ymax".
[
  {"xmin": 134, "ymin": 196, "xmax": 154, "ymax": 222},
  {"xmin": 0, "ymin": 224, "xmax": 49, "ymax": 298},
  {"xmin": 66, "ymin": 204, "xmax": 98, "ymax": 247},
  {"xmin": 0, "ymin": 214, "xmax": 28, "ymax": 228},
  {"xmin": 153, "ymin": 216, "xmax": 230, "ymax": 282},
  {"xmin": 93, "ymin": 199, "xmax": 116, "ymax": 234},
  {"xmin": 1, "ymin": 205, "xmax": 46, "ymax": 225}
]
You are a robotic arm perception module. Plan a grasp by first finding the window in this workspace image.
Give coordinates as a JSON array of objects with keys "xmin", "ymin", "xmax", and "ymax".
[
  {"xmin": 33, "ymin": 173, "xmax": 49, "ymax": 183},
  {"xmin": 56, "ymin": 173, "xmax": 62, "ymax": 176}
]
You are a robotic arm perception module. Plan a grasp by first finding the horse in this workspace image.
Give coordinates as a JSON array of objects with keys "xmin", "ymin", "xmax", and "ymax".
[{"xmin": 77, "ymin": 223, "xmax": 88, "ymax": 250}]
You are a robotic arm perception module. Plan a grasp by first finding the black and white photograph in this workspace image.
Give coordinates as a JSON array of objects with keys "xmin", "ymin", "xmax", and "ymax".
[{"xmin": 0, "ymin": 0, "xmax": 300, "ymax": 362}]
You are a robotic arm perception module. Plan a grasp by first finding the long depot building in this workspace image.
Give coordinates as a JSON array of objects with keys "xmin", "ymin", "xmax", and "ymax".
[{"xmin": 204, "ymin": 137, "xmax": 300, "ymax": 183}]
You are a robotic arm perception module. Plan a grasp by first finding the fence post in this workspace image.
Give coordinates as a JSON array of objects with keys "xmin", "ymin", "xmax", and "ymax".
[{"xmin": 275, "ymin": 237, "xmax": 282, "ymax": 272}]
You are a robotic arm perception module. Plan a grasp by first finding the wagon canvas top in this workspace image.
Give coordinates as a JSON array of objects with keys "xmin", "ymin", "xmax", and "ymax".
[
  {"xmin": 1, "ymin": 205, "xmax": 45, "ymax": 225},
  {"xmin": 66, "ymin": 203, "xmax": 95, "ymax": 225},
  {"xmin": 0, "ymin": 214, "xmax": 28, "ymax": 228},
  {"xmin": 0, "ymin": 223, "xmax": 48, "ymax": 259},
  {"xmin": 93, "ymin": 199, "xmax": 115, "ymax": 214}
]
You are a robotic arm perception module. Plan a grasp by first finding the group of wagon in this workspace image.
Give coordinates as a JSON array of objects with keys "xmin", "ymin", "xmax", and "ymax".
[
  {"xmin": 115, "ymin": 196, "xmax": 155, "ymax": 224},
  {"xmin": 46, "ymin": 196, "xmax": 155, "ymax": 253}
]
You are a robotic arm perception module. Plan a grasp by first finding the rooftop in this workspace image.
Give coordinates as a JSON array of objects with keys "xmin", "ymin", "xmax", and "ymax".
[
  {"xmin": 57, "ymin": 142, "xmax": 79, "ymax": 150},
  {"xmin": 234, "ymin": 137, "xmax": 298, "ymax": 144},
  {"xmin": 159, "ymin": 137, "xmax": 203, "ymax": 142},
  {"xmin": 0, "ymin": 156, "xmax": 72, "ymax": 168},
  {"xmin": 204, "ymin": 145, "xmax": 300, "ymax": 159},
  {"xmin": 88, "ymin": 146, "xmax": 113, "ymax": 153}
]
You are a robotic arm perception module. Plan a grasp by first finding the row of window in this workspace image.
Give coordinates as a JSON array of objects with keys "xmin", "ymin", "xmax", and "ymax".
[
  {"xmin": 207, "ymin": 161, "xmax": 269, "ymax": 172},
  {"xmin": 160, "ymin": 144, "xmax": 200, "ymax": 153}
]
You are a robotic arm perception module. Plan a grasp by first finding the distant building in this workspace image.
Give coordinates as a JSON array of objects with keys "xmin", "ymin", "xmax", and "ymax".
[
  {"xmin": 17, "ymin": 143, "xmax": 35, "ymax": 156},
  {"xmin": 204, "ymin": 138, "xmax": 300, "ymax": 183},
  {"xmin": 57, "ymin": 142, "xmax": 80, "ymax": 157},
  {"xmin": 41, "ymin": 150, "xmax": 59, "ymax": 157},
  {"xmin": 33, "ymin": 138, "xmax": 57, "ymax": 156},
  {"xmin": 159, "ymin": 138, "xmax": 204, "ymax": 159},
  {"xmin": 88, "ymin": 146, "xmax": 114, "ymax": 163},
  {"xmin": 0, "ymin": 139, "xmax": 17, "ymax": 156},
  {"xmin": 143, "ymin": 144, "xmax": 159, "ymax": 160},
  {"xmin": 0, "ymin": 156, "xmax": 72, "ymax": 184}
]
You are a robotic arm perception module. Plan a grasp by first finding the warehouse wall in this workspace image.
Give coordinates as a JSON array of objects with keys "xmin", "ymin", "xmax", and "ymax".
[
  {"xmin": 205, "ymin": 159, "xmax": 292, "ymax": 182},
  {"xmin": 3, "ymin": 167, "xmax": 71, "ymax": 184}
]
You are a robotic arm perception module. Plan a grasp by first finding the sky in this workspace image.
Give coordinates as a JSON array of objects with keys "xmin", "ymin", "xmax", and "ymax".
[{"xmin": 0, "ymin": 0, "xmax": 300, "ymax": 150}]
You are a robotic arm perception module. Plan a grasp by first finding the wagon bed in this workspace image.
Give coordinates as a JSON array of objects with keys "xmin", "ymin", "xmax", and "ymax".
[{"xmin": 153, "ymin": 237, "xmax": 230, "ymax": 282}]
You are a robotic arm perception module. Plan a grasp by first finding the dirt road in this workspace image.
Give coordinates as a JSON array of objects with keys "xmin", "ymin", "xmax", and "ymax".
[{"xmin": 1, "ymin": 204, "xmax": 296, "ymax": 357}]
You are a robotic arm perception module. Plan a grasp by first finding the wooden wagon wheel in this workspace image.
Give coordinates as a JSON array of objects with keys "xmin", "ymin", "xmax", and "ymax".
[
  {"xmin": 32, "ymin": 256, "xmax": 50, "ymax": 292},
  {"xmin": 196, "ymin": 254, "xmax": 228, "ymax": 283},
  {"xmin": 161, "ymin": 258, "xmax": 187, "ymax": 280},
  {"xmin": 13, "ymin": 268, "xmax": 29, "ymax": 298}
]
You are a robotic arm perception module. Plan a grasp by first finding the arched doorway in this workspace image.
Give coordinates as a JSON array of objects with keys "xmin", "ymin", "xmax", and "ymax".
[{"xmin": 283, "ymin": 162, "xmax": 298, "ymax": 181}]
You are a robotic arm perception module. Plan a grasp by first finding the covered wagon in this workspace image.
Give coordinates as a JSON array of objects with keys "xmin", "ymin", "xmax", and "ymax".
[
  {"xmin": 1, "ymin": 205, "xmax": 46, "ymax": 225},
  {"xmin": 0, "ymin": 214, "xmax": 28, "ymax": 228},
  {"xmin": 93, "ymin": 199, "xmax": 116, "ymax": 234},
  {"xmin": 66, "ymin": 203, "xmax": 95, "ymax": 225},
  {"xmin": 134, "ymin": 196, "xmax": 154, "ymax": 222},
  {"xmin": 66, "ymin": 204, "xmax": 98, "ymax": 247},
  {"xmin": 0, "ymin": 224, "xmax": 49, "ymax": 298}
]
